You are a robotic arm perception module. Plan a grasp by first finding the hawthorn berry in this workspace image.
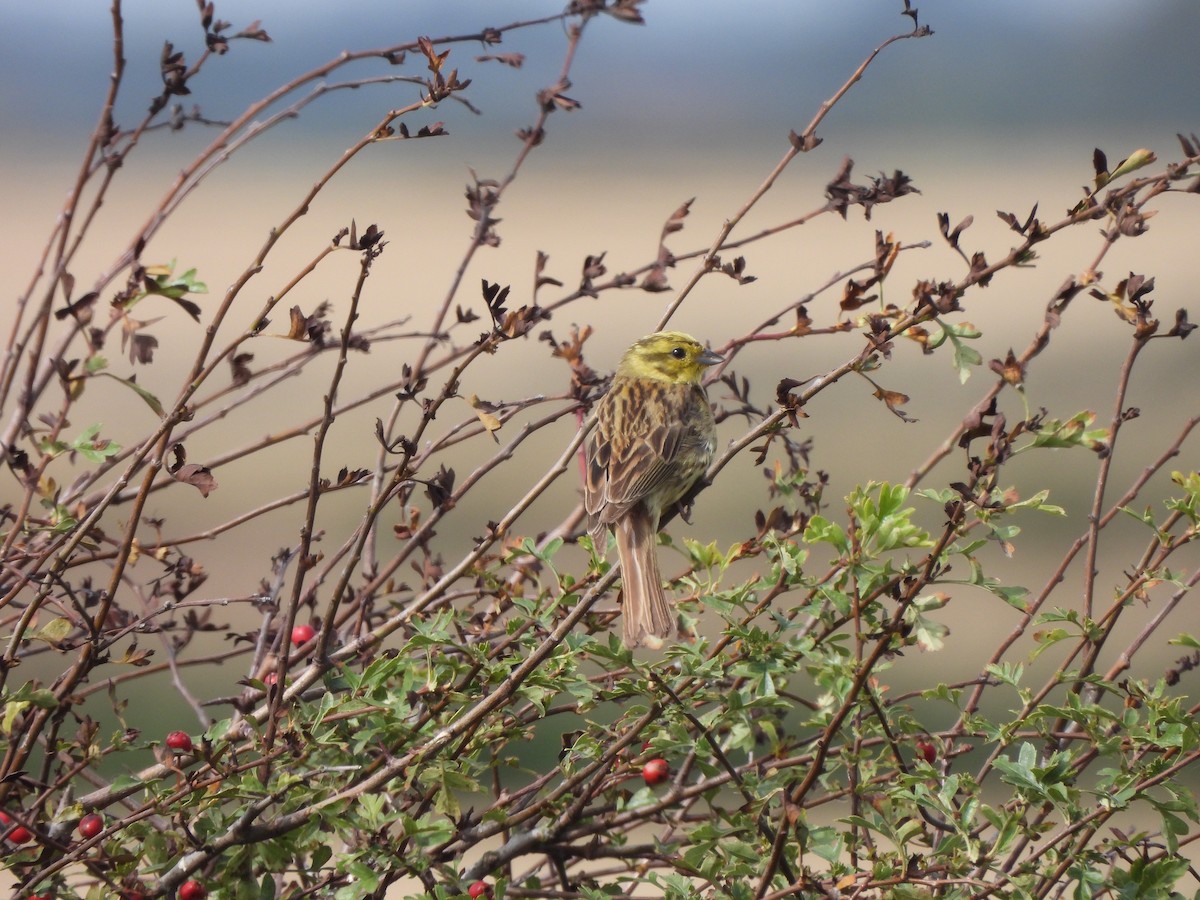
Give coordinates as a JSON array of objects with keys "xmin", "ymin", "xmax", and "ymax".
[
  {"xmin": 165, "ymin": 731, "xmax": 193, "ymax": 753},
  {"xmin": 641, "ymin": 757, "xmax": 670, "ymax": 786},
  {"xmin": 0, "ymin": 811, "xmax": 32, "ymax": 844},
  {"xmin": 915, "ymin": 739, "xmax": 937, "ymax": 765},
  {"xmin": 78, "ymin": 813, "xmax": 104, "ymax": 839},
  {"xmin": 291, "ymin": 623, "xmax": 316, "ymax": 646},
  {"xmin": 467, "ymin": 881, "xmax": 491, "ymax": 898},
  {"xmin": 179, "ymin": 880, "xmax": 206, "ymax": 900}
]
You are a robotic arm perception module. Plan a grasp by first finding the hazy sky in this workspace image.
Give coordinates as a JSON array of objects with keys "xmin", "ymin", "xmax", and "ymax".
[{"xmin": 4, "ymin": 1, "xmax": 1197, "ymax": 154}]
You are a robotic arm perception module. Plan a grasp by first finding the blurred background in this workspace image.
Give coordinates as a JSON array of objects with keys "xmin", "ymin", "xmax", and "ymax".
[{"xmin": 2, "ymin": 0, "xmax": 1199, "ymax": 885}]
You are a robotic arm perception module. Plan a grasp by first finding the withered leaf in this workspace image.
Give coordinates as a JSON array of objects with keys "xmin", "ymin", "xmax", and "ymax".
[
  {"xmin": 129, "ymin": 333, "xmax": 158, "ymax": 365},
  {"xmin": 605, "ymin": 0, "xmax": 646, "ymax": 24},
  {"xmin": 776, "ymin": 377, "xmax": 804, "ymax": 406},
  {"xmin": 424, "ymin": 465, "xmax": 456, "ymax": 509},
  {"xmin": 719, "ymin": 255, "xmax": 755, "ymax": 285},
  {"xmin": 230, "ymin": 352, "xmax": 253, "ymax": 386},
  {"xmin": 534, "ymin": 250, "xmax": 564, "ymax": 294},
  {"xmin": 539, "ymin": 90, "xmax": 580, "ymax": 112},
  {"xmin": 873, "ymin": 386, "xmax": 916, "ymax": 423},
  {"xmin": 988, "ymin": 349, "xmax": 1024, "ymax": 387},
  {"xmin": 286, "ymin": 306, "xmax": 310, "ymax": 341},
  {"xmin": 475, "ymin": 52, "xmax": 524, "ymax": 68},
  {"xmin": 116, "ymin": 644, "xmax": 154, "ymax": 666},
  {"xmin": 875, "ymin": 230, "xmax": 899, "ymax": 277},
  {"xmin": 969, "ymin": 251, "xmax": 992, "ymax": 285},
  {"xmin": 284, "ymin": 304, "xmax": 332, "ymax": 346},
  {"xmin": 172, "ymin": 463, "xmax": 217, "ymax": 497},
  {"xmin": 641, "ymin": 266, "xmax": 671, "ymax": 293},
  {"xmin": 468, "ymin": 394, "xmax": 503, "ymax": 442},
  {"xmin": 516, "ymin": 125, "xmax": 545, "ymax": 146},
  {"xmin": 795, "ymin": 305, "xmax": 813, "ymax": 335},
  {"xmin": 497, "ymin": 304, "xmax": 544, "ymax": 339},
  {"xmin": 840, "ymin": 277, "xmax": 878, "ymax": 311},
  {"xmin": 662, "ymin": 198, "xmax": 693, "ymax": 236},
  {"xmin": 160, "ymin": 41, "xmax": 190, "ymax": 97},
  {"xmin": 1093, "ymin": 147, "xmax": 1109, "ymax": 189},
  {"xmin": 120, "ymin": 313, "xmax": 164, "ymax": 364},
  {"xmin": 937, "ymin": 213, "xmax": 973, "ymax": 249},
  {"xmin": 481, "ymin": 280, "xmax": 510, "ymax": 318},
  {"xmin": 166, "ymin": 443, "xmax": 217, "ymax": 496},
  {"xmin": 55, "ymin": 290, "xmax": 99, "ymax": 322},
  {"xmin": 904, "ymin": 325, "xmax": 931, "ymax": 353},
  {"xmin": 417, "ymin": 36, "xmax": 449, "ymax": 74},
  {"xmin": 234, "ymin": 19, "xmax": 270, "ymax": 42},
  {"xmin": 788, "ymin": 130, "xmax": 822, "ymax": 152},
  {"xmin": 580, "ymin": 252, "xmax": 607, "ymax": 296},
  {"xmin": 1169, "ymin": 308, "xmax": 1196, "ymax": 339},
  {"xmin": 826, "ymin": 159, "xmax": 918, "ymax": 220},
  {"xmin": 336, "ymin": 467, "xmax": 371, "ymax": 486},
  {"xmin": 996, "ymin": 204, "xmax": 1039, "ymax": 236}
]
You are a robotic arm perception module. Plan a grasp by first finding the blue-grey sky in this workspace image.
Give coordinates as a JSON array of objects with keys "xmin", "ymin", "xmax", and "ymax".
[{"xmin": 4, "ymin": 1, "xmax": 1197, "ymax": 155}]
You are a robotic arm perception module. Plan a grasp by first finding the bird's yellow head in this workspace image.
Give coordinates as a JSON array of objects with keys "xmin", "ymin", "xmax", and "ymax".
[{"xmin": 615, "ymin": 331, "xmax": 723, "ymax": 384}]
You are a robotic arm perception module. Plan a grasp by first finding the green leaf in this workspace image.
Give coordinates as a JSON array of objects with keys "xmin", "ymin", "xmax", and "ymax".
[
  {"xmin": 2, "ymin": 701, "xmax": 30, "ymax": 735},
  {"xmin": 311, "ymin": 843, "xmax": 333, "ymax": 870},
  {"xmin": 985, "ymin": 661, "xmax": 1024, "ymax": 688},
  {"xmin": 993, "ymin": 743, "xmax": 1041, "ymax": 793},
  {"xmin": 1029, "ymin": 412, "xmax": 1109, "ymax": 452},
  {"xmin": 1008, "ymin": 489, "xmax": 1066, "ymax": 515},
  {"xmin": 804, "ymin": 515, "xmax": 849, "ymax": 553},
  {"xmin": 98, "ymin": 372, "xmax": 164, "ymax": 417},
  {"xmin": 70, "ymin": 423, "xmax": 121, "ymax": 462},
  {"xmin": 33, "ymin": 617, "xmax": 73, "ymax": 644},
  {"xmin": 993, "ymin": 584, "xmax": 1030, "ymax": 611},
  {"xmin": 935, "ymin": 320, "xmax": 984, "ymax": 383}
]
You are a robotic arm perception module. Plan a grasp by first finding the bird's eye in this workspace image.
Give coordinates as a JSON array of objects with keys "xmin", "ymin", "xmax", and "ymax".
[{"xmin": 670, "ymin": 347, "xmax": 687, "ymax": 360}]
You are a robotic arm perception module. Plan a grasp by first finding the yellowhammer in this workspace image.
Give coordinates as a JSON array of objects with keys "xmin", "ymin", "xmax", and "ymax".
[{"xmin": 585, "ymin": 332, "xmax": 722, "ymax": 648}]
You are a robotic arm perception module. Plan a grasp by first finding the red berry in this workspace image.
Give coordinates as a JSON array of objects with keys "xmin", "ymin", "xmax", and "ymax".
[
  {"xmin": 467, "ymin": 881, "xmax": 491, "ymax": 898},
  {"xmin": 1, "ymin": 811, "xmax": 32, "ymax": 844},
  {"xmin": 915, "ymin": 739, "xmax": 937, "ymax": 765},
  {"xmin": 641, "ymin": 757, "xmax": 670, "ymax": 786},
  {"xmin": 179, "ymin": 880, "xmax": 206, "ymax": 900},
  {"xmin": 291, "ymin": 624, "xmax": 316, "ymax": 646},
  {"xmin": 165, "ymin": 731, "xmax": 193, "ymax": 753},
  {"xmin": 78, "ymin": 813, "xmax": 104, "ymax": 839}
]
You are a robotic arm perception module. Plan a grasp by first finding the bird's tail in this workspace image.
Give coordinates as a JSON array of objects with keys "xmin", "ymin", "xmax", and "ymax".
[{"xmin": 614, "ymin": 506, "xmax": 673, "ymax": 648}]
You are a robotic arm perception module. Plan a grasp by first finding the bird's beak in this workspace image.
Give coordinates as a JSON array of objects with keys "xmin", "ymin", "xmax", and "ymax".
[{"xmin": 697, "ymin": 348, "xmax": 724, "ymax": 367}]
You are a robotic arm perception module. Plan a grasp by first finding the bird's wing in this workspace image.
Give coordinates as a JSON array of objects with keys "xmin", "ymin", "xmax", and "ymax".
[{"xmin": 586, "ymin": 380, "xmax": 691, "ymax": 529}]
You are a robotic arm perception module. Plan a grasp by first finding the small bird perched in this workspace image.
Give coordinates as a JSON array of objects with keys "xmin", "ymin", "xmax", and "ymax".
[{"xmin": 585, "ymin": 332, "xmax": 723, "ymax": 648}]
